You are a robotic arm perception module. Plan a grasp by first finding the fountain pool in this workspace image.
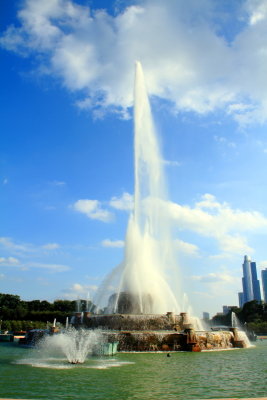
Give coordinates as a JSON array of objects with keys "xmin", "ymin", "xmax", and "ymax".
[{"xmin": 2, "ymin": 341, "xmax": 266, "ymax": 400}]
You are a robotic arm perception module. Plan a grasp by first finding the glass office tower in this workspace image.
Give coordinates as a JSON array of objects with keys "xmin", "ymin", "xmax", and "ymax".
[
  {"xmin": 239, "ymin": 255, "xmax": 261, "ymax": 307},
  {"xmin": 262, "ymin": 268, "xmax": 267, "ymax": 303}
]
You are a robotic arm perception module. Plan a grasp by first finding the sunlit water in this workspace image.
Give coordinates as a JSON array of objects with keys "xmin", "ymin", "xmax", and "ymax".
[
  {"xmin": 93, "ymin": 62, "xmax": 182, "ymax": 315},
  {"xmin": 1, "ymin": 341, "xmax": 267, "ymax": 399},
  {"xmin": 37, "ymin": 328, "xmax": 102, "ymax": 364}
]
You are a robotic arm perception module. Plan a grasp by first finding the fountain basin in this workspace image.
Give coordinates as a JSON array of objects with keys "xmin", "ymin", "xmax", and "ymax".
[
  {"xmin": 101, "ymin": 329, "xmax": 237, "ymax": 352},
  {"xmin": 84, "ymin": 313, "xmax": 180, "ymax": 331},
  {"xmin": 72, "ymin": 312, "xmax": 248, "ymax": 352}
]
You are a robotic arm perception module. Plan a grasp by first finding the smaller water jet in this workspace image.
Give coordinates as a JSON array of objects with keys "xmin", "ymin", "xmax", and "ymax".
[
  {"xmin": 38, "ymin": 327, "xmax": 102, "ymax": 364},
  {"xmin": 230, "ymin": 312, "xmax": 252, "ymax": 348}
]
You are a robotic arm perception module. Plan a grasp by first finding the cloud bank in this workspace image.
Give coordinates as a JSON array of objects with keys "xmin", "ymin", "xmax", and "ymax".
[
  {"xmin": 1, "ymin": 0, "xmax": 267, "ymax": 124},
  {"xmin": 109, "ymin": 192, "xmax": 133, "ymax": 211},
  {"xmin": 101, "ymin": 239, "xmax": 124, "ymax": 248},
  {"xmin": 0, "ymin": 237, "xmax": 68, "ymax": 272},
  {"xmin": 73, "ymin": 199, "xmax": 113, "ymax": 222},
  {"xmin": 71, "ymin": 192, "xmax": 267, "ymax": 257},
  {"xmin": 166, "ymin": 193, "xmax": 267, "ymax": 255}
]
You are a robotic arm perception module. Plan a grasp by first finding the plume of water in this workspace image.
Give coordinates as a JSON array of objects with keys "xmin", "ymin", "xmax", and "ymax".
[
  {"xmin": 76, "ymin": 299, "xmax": 81, "ymax": 313},
  {"xmin": 86, "ymin": 291, "xmax": 90, "ymax": 311},
  {"xmin": 231, "ymin": 311, "xmax": 240, "ymax": 328},
  {"xmin": 93, "ymin": 62, "xmax": 182, "ymax": 314},
  {"xmin": 39, "ymin": 328, "xmax": 102, "ymax": 364},
  {"xmin": 231, "ymin": 311, "xmax": 243, "ymax": 329},
  {"xmin": 231, "ymin": 312, "xmax": 251, "ymax": 348}
]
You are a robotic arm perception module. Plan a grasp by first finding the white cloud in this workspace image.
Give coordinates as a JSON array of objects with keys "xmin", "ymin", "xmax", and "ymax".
[
  {"xmin": 0, "ymin": 256, "xmax": 20, "ymax": 265},
  {"xmin": 165, "ymin": 193, "xmax": 267, "ymax": 254},
  {"xmin": 62, "ymin": 283, "xmax": 98, "ymax": 299},
  {"xmin": 110, "ymin": 192, "xmax": 133, "ymax": 211},
  {"xmin": 0, "ymin": 237, "xmax": 32, "ymax": 252},
  {"xmin": 245, "ymin": 0, "xmax": 267, "ymax": 25},
  {"xmin": 0, "ymin": 237, "xmax": 62, "ymax": 253},
  {"xmin": 192, "ymin": 272, "xmax": 236, "ymax": 284},
  {"xmin": 163, "ymin": 159, "xmax": 182, "ymax": 167},
  {"xmin": 0, "ymin": 257, "xmax": 70, "ymax": 272},
  {"xmin": 209, "ymin": 253, "xmax": 238, "ymax": 260},
  {"xmin": 29, "ymin": 262, "xmax": 71, "ymax": 272},
  {"xmin": 42, "ymin": 243, "xmax": 60, "ymax": 250},
  {"xmin": 214, "ymin": 135, "xmax": 236, "ymax": 148},
  {"xmin": 195, "ymin": 193, "xmax": 222, "ymax": 210},
  {"xmin": 73, "ymin": 199, "xmax": 113, "ymax": 222},
  {"xmin": 192, "ymin": 291, "xmax": 214, "ymax": 299},
  {"xmin": 191, "ymin": 271, "xmax": 240, "ymax": 303},
  {"xmin": 101, "ymin": 239, "xmax": 124, "ymax": 248},
  {"xmin": 258, "ymin": 261, "xmax": 267, "ymax": 270},
  {"xmin": 191, "ymin": 272, "xmax": 240, "ymax": 285},
  {"xmin": 218, "ymin": 235, "xmax": 252, "ymax": 255},
  {"xmin": 50, "ymin": 180, "xmax": 66, "ymax": 186},
  {"xmin": 174, "ymin": 239, "xmax": 199, "ymax": 256},
  {"xmin": 72, "ymin": 283, "xmax": 84, "ymax": 292},
  {"xmin": 1, "ymin": 0, "xmax": 267, "ymax": 124}
]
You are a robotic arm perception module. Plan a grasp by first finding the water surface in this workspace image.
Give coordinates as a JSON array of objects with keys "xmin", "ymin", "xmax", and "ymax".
[{"xmin": 1, "ymin": 341, "xmax": 267, "ymax": 399}]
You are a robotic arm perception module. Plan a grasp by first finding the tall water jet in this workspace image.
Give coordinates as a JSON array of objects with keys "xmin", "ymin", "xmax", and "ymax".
[
  {"xmin": 74, "ymin": 63, "xmax": 248, "ymax": 351},
  {"xmin": 94, "ymin": 62, "xmax": 181, "ymax": 314}
]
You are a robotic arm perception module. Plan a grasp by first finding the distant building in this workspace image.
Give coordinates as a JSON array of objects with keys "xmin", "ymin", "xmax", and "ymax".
[
  {"xmin": 215, "ymin": 312, "xmax": 224, "ymax": 317},
  {"xmin": 223, "ymin": 306, "xmax": 230, "ymax": 314},
  {"xmin": 251, "ymin": 261, "xmax": 261, "ymax": 301},
  {"xmin": 239, "ymin": 255, "xmax": 261, "ymax": 307},
  {"xmin": 238, "ymin": 292, "xmax": 244, "ymax": 307},
  {"xmin": 222, "ymin": 305, "xmax": 236, "ymax": 314},
  {"xmin": 262, "ymin": 268, "xmax": 267, "ymax": 303},
  {"xmin": 202, "ymin": 312, "xmax": 210, "ymax": 321}
]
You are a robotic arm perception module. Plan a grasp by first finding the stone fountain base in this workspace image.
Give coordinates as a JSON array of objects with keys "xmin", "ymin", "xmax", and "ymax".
[
  {"xmin": 101, "ymin": 329, "xmax": 236, "ymax": 352},
  {"xmin": 71, "ymin": 312, "xmax": 248, "ymax": 352}
]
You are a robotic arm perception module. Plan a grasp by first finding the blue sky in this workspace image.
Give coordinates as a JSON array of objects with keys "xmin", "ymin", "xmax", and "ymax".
[{"xmin": 1, "ymin": 0, "xmax": 267, "ymax": 317}]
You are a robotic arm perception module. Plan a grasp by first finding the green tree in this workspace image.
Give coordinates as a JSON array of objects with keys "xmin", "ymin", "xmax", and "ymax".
[
  {"xmin": 0, "ymin": 293, "xmax": 21, "ymax": 309},
  {"xmin": 240, "ymin": 300, "xmax": 264, "ymax": 323},
  {"xmin": 27, "ymin": 300, "xmax": 42, "ymax": 311},
  {"xmin": 39, "ymin": 300, "xmax": 53, "ymax": 311},
  {"xmin": 53, "ymin": 300, "xmax": 76, "ymax": 312},
  {"xmin": 2, "ymin": 320, "xmax": 11, "ymax": 332}
]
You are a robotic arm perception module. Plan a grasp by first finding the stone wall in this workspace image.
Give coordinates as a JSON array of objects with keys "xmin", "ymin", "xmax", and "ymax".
[
  {"xmin": 84, "ymin": 313, "xmax": 180, "ymax": 331},
  {"xmin": 102, "ymin": 330, "xmax": 238, "ymax": 352}
]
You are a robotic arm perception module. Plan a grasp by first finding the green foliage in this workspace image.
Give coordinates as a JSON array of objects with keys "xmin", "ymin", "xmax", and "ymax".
[
  {"xmin": 0, "ymin": 293, "xmax": 21, "ymax": 309},
  {"xmin": 239, "ymin": 301, "xmax": 267, "ymax": 323},
  {"xmin": 1, "ymin": 320, "xmax": 47, "ymax": 332},
  {"xmin": 247, "ymin": 322, "xmax": 267, "ymax": 335},
  {"xmin": 211, "ymin": 301, "xmax": 267, "ymax": 332},
  {"xmin": 211, "ymin": 313, "xmax": 230, "ymax": 326},
  {"xmin": 0, "ymin": 293, "xmax": 94, "ymax": 331},
  {"xmin": 53, "ymin": 300, "xmax": 76, "ymax": 312},
  {"xmin": 26, "ymin": 311, "xmax": 70, "ymax": 324}
]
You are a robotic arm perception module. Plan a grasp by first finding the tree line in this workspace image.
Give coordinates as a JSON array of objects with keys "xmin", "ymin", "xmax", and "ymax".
[
  {"xmin": 0, "ymin": 293, "xmax": 94, "ymax": 332},
  {"xmin": 211, "ymin": 300, "xmax": 267, "ymax": 334},
  {"xmin": 1, "ymin": 293, "xmax": 267, "ymax": 334}
]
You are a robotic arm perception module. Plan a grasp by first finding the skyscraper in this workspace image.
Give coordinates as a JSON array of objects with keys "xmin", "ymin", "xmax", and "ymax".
[
  {"xmin": 251, "ymin": 261, "xmax": 261, "ymax": 301},
  {"xmin": 238, "ymin": 255, "xmax": 261, "ymax": 307},
  {"xmin": 262, "ymin": 268, "xmax": 267, "ymax": 303}
]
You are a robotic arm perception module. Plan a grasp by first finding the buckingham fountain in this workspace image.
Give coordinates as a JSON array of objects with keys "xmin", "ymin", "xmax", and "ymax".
[{"xmin": 65, "ymin": 62, "xmax": 250, "ymax": 355}]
